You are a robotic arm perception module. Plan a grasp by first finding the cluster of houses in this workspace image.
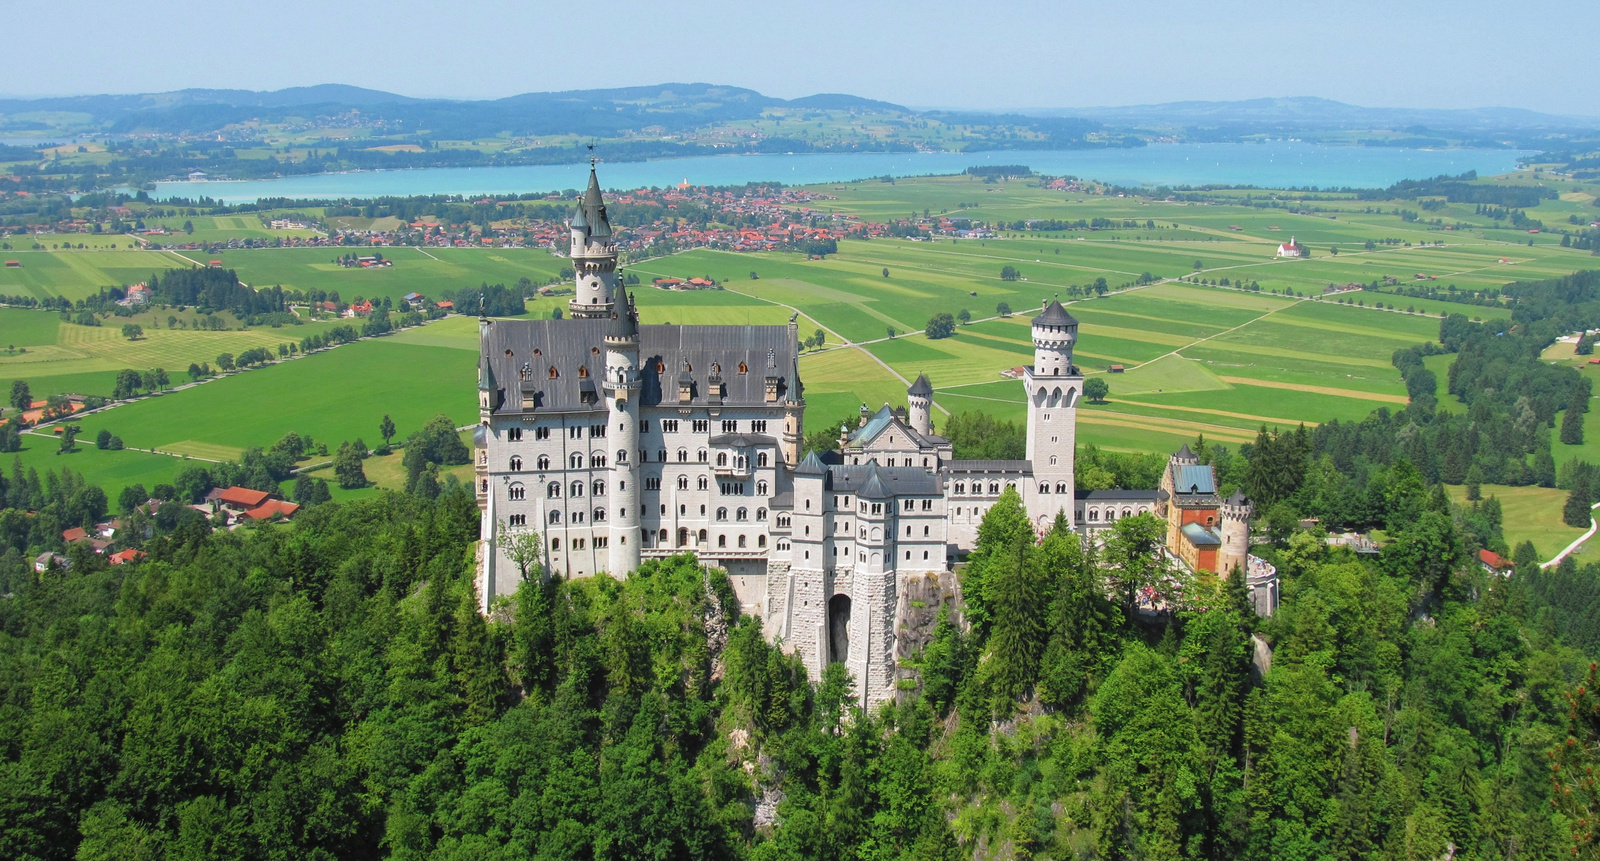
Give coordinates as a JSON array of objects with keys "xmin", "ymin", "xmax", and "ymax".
[
  {"xmin": 34, "ymin": 485, "xmax": 301, "ymax": 572},
  {"xmin": 650, "ymin": 276, "xmax": 718, "ymax": 290}
]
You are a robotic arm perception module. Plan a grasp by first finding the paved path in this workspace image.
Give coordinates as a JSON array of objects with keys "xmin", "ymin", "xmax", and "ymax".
[{"xmin": 1542, "ymin": 501, "xmax": 1600, "ymax": 569}]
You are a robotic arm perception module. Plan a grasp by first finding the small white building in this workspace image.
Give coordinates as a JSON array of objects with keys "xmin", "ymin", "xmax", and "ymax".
[{"xmin": 1276, "ymin": 237, "xmax": 1306, "ymax": 258}]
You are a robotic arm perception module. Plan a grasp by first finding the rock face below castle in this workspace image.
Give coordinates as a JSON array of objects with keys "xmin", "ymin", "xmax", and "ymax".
[{"xmin": 474, "ymin": 164, "xmax": 1269, "ymax": 707}]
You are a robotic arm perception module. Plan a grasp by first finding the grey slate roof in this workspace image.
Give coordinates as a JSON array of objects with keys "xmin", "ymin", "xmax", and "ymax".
[
  {"xmin": 1075, "ymin": 488, "xmax": 1160, "ymax": 501},
  {"xmin": 827, "ymin": 463, "xmax": 943, "ymax": 496},
  {"xmin": 709, "ymin": 433, "xmax": 778, "ymax": 448},
  {"xmin": 1171, "ymin": 463, "xmax": 1216, "ymax": 495},
  {"xmin": 481, "ymin": 319, "xmax": 798, "ymax": 414},
  {"xmin": 572, "ymin": 165, "xmax": 613, "ymax": 238},
  {"xmin": 947, "ymin": 459, "xmax": 1033, "ymax": 473},
  {"xmin": 908, "ymin": 374, "xmax": 934, "ymax": 396},
  {"xmin": 1181, "ymin": 522, "xmax": 1223, "ymax": 547},
  {"xmin": 1226, "ymin": 488, "xmax": 1249, "ymax": 506},
  {"xmin": 796, "ymin": 451, "xmax": 828, "ymax": 476},
  {"xmin": 846, "ymin": 404, "xmax": 949, "ymax": 449},
  {"xmin": 1033, "ymin": 299, "xmax": 1078, "ymax": 327}
]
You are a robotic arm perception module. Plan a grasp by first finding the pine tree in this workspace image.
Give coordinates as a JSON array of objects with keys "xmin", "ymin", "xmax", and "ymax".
[
  {"xmin": 1564, "ymin": 471, "xmax": 1594, "ymax": 527},
  {"xmin": 1464, "ymin": 464, "xmax": 1483, "ymax": 501},
  {"xmin": 1561, "ymin": 405, "xmax": 1585, "ymax": 446}
]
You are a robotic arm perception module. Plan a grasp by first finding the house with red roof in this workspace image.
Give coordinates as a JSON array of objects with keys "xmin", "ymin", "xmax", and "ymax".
[
  {"xmin": 109, "ymin": 549, "xmax": 146, "ymax": 565},
  {"xmin": 1478, "ymin": 548, "xmax": 1512, "ymax": 574}
]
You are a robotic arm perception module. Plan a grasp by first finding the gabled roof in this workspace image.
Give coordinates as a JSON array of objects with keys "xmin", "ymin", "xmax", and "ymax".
[
  {"xmin": 1032, "ymin": 299, "xmax": 1078, "ymax": 327},
  {"xmin": 217, "ymin": 486, "xmax": 272, "ymax": 508},
  {"xmin": 797, "ymin": 451, "xmax": 828, "ymax": 476},
  {"xmin": 856, "ymin": 462, "xmax": 890, "ymax": 499}
]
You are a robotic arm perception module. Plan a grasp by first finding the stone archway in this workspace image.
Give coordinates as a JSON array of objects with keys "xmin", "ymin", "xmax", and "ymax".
[{"xmin": 827, "ymin": 594, "xmax": 852, "ymax": 665}]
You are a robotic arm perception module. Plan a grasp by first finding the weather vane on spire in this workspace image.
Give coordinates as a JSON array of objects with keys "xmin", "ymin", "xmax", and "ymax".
[{"xmin": 587, "ymin": 142, "xmax": 597, "ymax": 168}]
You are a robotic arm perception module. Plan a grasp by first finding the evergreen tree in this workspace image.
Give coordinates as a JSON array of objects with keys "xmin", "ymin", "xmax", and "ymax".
[{"xmin": 1561, "ymin": 403, "xmax": 1585, "ymax": 445}]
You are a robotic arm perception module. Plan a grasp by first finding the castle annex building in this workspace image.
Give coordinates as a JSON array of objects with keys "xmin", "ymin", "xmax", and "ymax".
[{"xmin": 476, "ymin": 165, "xmax": 1268, "ymax": 706}]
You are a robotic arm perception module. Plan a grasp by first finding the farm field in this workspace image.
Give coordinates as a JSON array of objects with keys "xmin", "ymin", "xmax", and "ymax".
[
  {"xmin": 67, "ymin": 334, "xmax": 477, "ymax": 465},
  {"xmin": 1444, "ymin": 483, "xmax": 1588, "ymax": 565},
  {"xmin": 0, "ymin": 306, "xmax": 351, "ymax": 400},
  {"xmin": 4, "ymin": 434, "xmax": 202, "ymax": 499}
]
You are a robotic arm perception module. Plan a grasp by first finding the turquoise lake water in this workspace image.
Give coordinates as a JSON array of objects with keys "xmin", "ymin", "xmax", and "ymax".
[{"xmin": 152, "ymin": 142, "xmax": 1533, "ymax": 203}]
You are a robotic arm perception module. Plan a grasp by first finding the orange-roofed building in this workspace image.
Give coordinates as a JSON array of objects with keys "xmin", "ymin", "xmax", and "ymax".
[
  {"xmin": 246, "ymin": 499, "xmax": 300, "ymax": 521},
  {"xmin": 1478, "ymin": 548, "xmax": 1512, "ymax": 573},
  {"xmin": 109, "ymin": 549, "xmax": 146, "ymax": 565},
  {"xmin": 62, "ymin": 526, "xmax": 89, "ymax": 543},
  {"xmin": 214, "ymin": 486, "xmax": 272, "ymax": 509}
]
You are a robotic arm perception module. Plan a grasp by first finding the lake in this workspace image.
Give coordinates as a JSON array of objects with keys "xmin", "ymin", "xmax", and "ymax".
[{"xmin": 152, "ymin": 142, "xmax": 1533, "ymax": 203}]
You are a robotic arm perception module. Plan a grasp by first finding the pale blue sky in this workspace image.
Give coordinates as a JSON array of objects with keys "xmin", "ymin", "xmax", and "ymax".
[{"xmin": 6, "ymin": 0, "xmax": 1593, "ymax": 114}]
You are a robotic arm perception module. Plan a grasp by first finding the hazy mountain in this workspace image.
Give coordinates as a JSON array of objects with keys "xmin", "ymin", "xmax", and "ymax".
[{"xmin": 1031, "ymin": 96, "xmax": 1599, "ymax": 131}]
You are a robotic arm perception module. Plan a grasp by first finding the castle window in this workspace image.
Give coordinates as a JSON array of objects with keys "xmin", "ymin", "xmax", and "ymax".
[
  {"xmin": 594, "ymin": 507, "xmax": 606, "ymax": 522},
  {"xmin": 722, "ymin": 420, "xmax": 738, "ymax": 433},
  {"xmin": 1040, "ymin": 482, "xmax": 1050, "ymax": 494},
  {"xmin": 570, "ymin": 427, "xmax": 583, "ymax": 439},
  {"xmin": 718, "ymin": 535, "xmax": 727, "ymax": 548},
  {"xmin": 572, "ymin": 510, "xmax": 584, "ymax": 523},
  {"xmin": 646, "ymin": 478, "xmax": 660, "ymax": 490},
  {"xmin": 509, "ymin": 483, "xmax": 525, "ymax": 501},
  {"xmin": 574, "ymin": 538, "xmax": 585, "ymax": 550},
  {"xmin": 510, "ymin": 456, "xmax": 522, "ymax": 471},
  {"xmin": 1057, "ymin": 482, "xmax": 1068, "ymax": 494},
  {"xmin": 693, "ymin": 420, "xmax": 708, "ymax": 433},
  {"xmin": 758, "ymin": 452, "xmax": 769, "ymax": 468},
  {"xmin": 678, "ymin": 475, "xmax": 689, "ymax": 490},
  {"xmin": 924, "ymin": 525, "xmax": 930, "ymax": 536},
  {"xmin": 678, "ymin": 449, "xmax": 688, "ymax": 463},
  {"xmin": 577, "ymin": 365, "xmax": 588, "ymax": 378},
  {"xmin": 640, "ymin": 420, "xmax": 650, "ymax": 433},
  {"xmin": 592, "ymin": 480, "xmax": 605, "ymax": 496},
  {"xmin": 756, "ymin": 480, "xmax": 768, "ymax": 495},
  {"xmin": 736, "ymin": 507, "xmax": 748, "ymax": 522},
  {"xmin": 904, "ymin": 499, "xmax": 915, "ymax": 512},
  {"xmin": 590, "ymin": 454, "xmax": 606, "ymax": 468},
  {"xmin": 989, "ymin": 482, "xmax": 1000, "ymax": 494},
  {"xmin": 548, "ymin": 366, "xmax": 558, "ymax": 379},
  {"xmin": 537, "ymin": 455, "xmax": 550, "ymax": 470},
  {"xmin": 569, "ymin": 453, "xmax": 583, "ymax": 469},
  {"xmin": 955, "ymin": 482, "xmax": 965, "ymax": 494},
  {"xmin": 756, "ymin": 507, "xmax": 767, "ymax": 521},
  {"xmin": 717, "ymin": 452, "xmax": 728, "ymax": 467},
  {"xmin": 923, "ymin": 550, "xmax": 929, "ymax": 560},
  {"xmin": 697, "ymin": 450, "xmax": 708, "ymax": 463},
  {"xmin": 698, "ymin": 476, "xmax": 709, "ymax": 490},
  {"xmin": 570, "ymin": 481, "xmax": 584, "ymax": 497},
  {"xmin": 658, "ymin": 449, "xmax": 667, "ymax": 462},
  {"xmin": 922, "ymin": 500, "xmax": 932, "ymax": 511},
  {"xmin": 550, "ymin": 537, "xmax": 559, "ymax": 550},
  {"xmin": 508, "ymin": 514, "xmax": 526, "ymax": 527},
  {"xmin": 549, "ymin": 510, "xmax": 562, "ymax": 525},
  {"xmin": 659, "ymin": 529, "xmax": 668, "ymax": 543},
  {"xmin": 758, "ymin": 535, "xmax": 767, "ymax": 548},
  {"xmin": 547, "ymin": 482, "xmax": 561, "ymax": 499},
  {"xmin": 716, "ymin": 508, "xmax": 728, "ymax": 522},
  {"xmin": 738, "ymin": 534, "xmax": 747, "ymax": 548},
  {"xmin": 1089, "ymin": 509, "xmax": 1099, "ymax": 522},
  {"xmin": 536, "ymin": 427, "xmax": 550, "ymax": 440},
  {"xmin": 1123, "ymin": 509, "xmax": 1132, "ymax": 518},
  {"xmin": 661, "ymin": 420, "xmax": 678, "ymax": 433},
  {"xmin": 738, "ymin": 362, "xmax": 748, "ymax": 374},
  {"xmin": 616, "ymin": 450, "xmax": 626, "ymax": 463},
  {"xmin": 507, "ymin": 427, "xmax": 522, "ymax": 442}
]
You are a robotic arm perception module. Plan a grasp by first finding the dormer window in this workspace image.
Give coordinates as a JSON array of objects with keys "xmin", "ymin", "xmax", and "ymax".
[
  {"xmin": 548, "ymin": 366, "xmax": 559, "ymax": 379},
  {"xmin": 711, "ymin": 362, "xmax": 720, "ymax": 374},
  {"xmin": 655, "ymin": 360, "xmax": 665, "ymax": 373},
  {"xmin": 738, "ymin": 362, "xmax": 748, "ymax": 374},
  {"xmin": 578, "ymin": 365, "xmax": 588, "ymax": 378},
  {"xmin": 533, "ymin": 348, "xmax": 541, "ymax": 357}
]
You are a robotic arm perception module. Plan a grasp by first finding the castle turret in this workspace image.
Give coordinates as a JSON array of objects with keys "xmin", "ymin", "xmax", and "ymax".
[
  {"xmin": 907, "ymin": 374, "xmax": 933, "ymax": 436},
  {"xmin": 1219, "ymin": 488, "xmax": 1252, "ymax": 576},
  {"xmin": 781, "ymin": 315, "xmax": 805, "ymax": 467},
  {"xmin": 604, "ymin": 287, "xmax": 642, "ymax": 574},
  {"xmin": 1024, "ymin": 299, "xmax": 1081, "ymax": 529},
  {"xmin": 568, "ymin": 162, "xmax": 617, "ymax": 319}
]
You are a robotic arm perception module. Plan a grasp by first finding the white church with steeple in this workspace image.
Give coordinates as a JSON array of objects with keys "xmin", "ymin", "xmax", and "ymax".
[{"xmin": 474, "ymin": 163, "xmax": 1263, "ymax": 707}]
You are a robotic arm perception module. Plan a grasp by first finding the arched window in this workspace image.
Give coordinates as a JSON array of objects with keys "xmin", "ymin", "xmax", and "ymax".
[
  {"xmin": 716, "ymin": 507, "xmax": 728, "ymax": 521},
  {"xmin": 989, "ymin": 482, "xmax": 1000, "ymax": 494},
  {"xmin": 736, "ymin": 507, "xmax": 748, "ymax": 521},
  {"xmin": 548, "ymin": 510, "xmax": 562, "ymax": 524},
  {"xmin": 509, "ymin": 483, "xmax": 525, "ymax": 500},
  {"xmin": 717, "ymin": 452, "xmax": 728, "ymax": 467},
  {"xmin": 569, "ymin": 453, "xmax": 583, "ymax": 469},
  {"xmin": 697, "ymin": 476, "xmax": 709, "ymax": 490},
  {"xmin": 697, "ymin": 449, "xmax": 708, "ymax": 463},
  {"xmin": 756, "ymin": 480, "xmax": 768, "ymax": 495},
  {"xmin": 548, "ymin": 366, "xmax": 558, "ymax": 379},
  {"xmin": 756, "ymin": 507, "xmax": 767, "ymax": 521},
  {"xmin": 550, "ymin": 537, "xmax": 560, "ymax": 551},
  {"xmin": 718, "ymin": 535, "xmax": 728, "ymax": 548},
  {"xmin": 659, "ymin": 528, "xmax": 668, "ymax": 542},
  {"xmin": 594, "ymin": 507, "xmax": 607, "ymax": 522},
  {"xmin": 677, "ymin": 449, "xmax": 688, "ymax": 463},
  {"xmin": 509, "ymin": 456, "xmax": 522, "ymax": 471},
  {"xmin": 547, "ymin": 482, "xmax": 561, "ymax": 498},
  {"xmin": 677, "ymin": 527, "xmax": 689, "ymax": 547},
  {"xmin": 777, "ymin": 514, "xmax": 790, "ymax": 528},
  {"xmin": 1049, "ymin": 455, "xmax": 1058, "ymax": 466},
  {"xmin": 590, "ymin": 454, "xmax": 606, "ymax": 468},
  {"xmin": 537, "ymin": 455, "xmax": 550, "ymax": 470},
  {"xmin": 738, "ymin": 534, "xmax": 747, "ymax": 548},
  {"xmin": 677, "ymin": 475, "xmax": 689, "ymax": 490},
  {"xmin": 955, "ymin": 482, "xmax": 965, "ymax": 494},
  {"xmin": 697, "ymin": 528, "xmax": 707, "ymax": 543},
  {"xmin": 1057, "ymin": 482, "xmax": 1068, "ymax": 493},
  {"xmin": 758, "ymin": 452, "xmax": 769, "ymax": 467},
  {"xmin": 1039, "ymin": 482, "xmax": 1050, "ymax": 494},
  {"xmin": 592, "ymin": 480, "xmax": 605, "ymax": 496},
  {"xmin": 570, "ymin": 480, "xmax": 584, "ymax": 497},
  {"xmin": 616, "ymin": 449, "xmax": 626, "ymax": 463},
  {"xmin": 657, "ymin": 449, "xmax": 667, "ymax": 462},
  {"xmin": 572, "ymin": 510, "xmax": 584, "ymax": 523}
]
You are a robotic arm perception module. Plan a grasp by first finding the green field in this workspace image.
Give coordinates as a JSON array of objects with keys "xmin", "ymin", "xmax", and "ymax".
[{"xmin": 1445, "ymin": 483, "xmax": 1588, "ymax": 565}]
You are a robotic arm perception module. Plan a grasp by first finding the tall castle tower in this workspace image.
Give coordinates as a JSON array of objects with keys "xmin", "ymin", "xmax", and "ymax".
[
  {"xmin": 1218, "ymin": 489, "xmax": 1252, "ymax": 576},
  {"xmin": 1025, "ymin": 300, "xmax": 1081, "ymax": 528},
  {"xmin": 604, "ymin": 287, "xmax": 642, "ymax": 573},
  {"xmin": 569, "ymin": 161, "xmax": 618, "ymax": 320},
  {"xmin": 907, "ymin": 374, "xmax": 933, "ymax": 436}
]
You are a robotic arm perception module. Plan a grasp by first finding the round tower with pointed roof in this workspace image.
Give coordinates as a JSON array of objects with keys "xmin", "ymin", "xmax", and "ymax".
[
  {"xmin": 907, "ymin": 374, "xmax": 934, "ymax": 436},
  {"xmin": 1024, "ymin": 299, "xmax": 1082, "ymax": 529},
  {"xmin": 569, "ymin": 161, "xmax": 618, "ymax": 320},
  {"xmin": 603, "ymin": 286, "xmax": 642, "ymax": 572}
]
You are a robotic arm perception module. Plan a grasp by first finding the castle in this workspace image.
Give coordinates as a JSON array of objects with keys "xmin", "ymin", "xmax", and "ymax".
[{"xmin": 475, "ymin": 165, "xmax": 1269, "ymax": 706}]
